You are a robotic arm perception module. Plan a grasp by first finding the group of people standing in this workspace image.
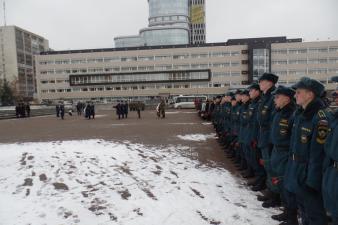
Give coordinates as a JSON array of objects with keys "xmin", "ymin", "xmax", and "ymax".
[
  {"xmin": 199, "ymin": 73, "xmax": 338, "ymax": 225},
  {"xmin": 56, "ymin": 101, "xmax": 95, "ymax": 120},
  {"xmin": 15, "ymin": 102, "xmax": 30, "ymax": 118},
  {"xmin": 84, "ymin": 102, "xmax": 95, "ymax": 119},
  {"xmin": 55, "ymin": 102, "xmax": 65, "ymax": 120},
  {"xmin": 114, "ymin": 101, "xmax": 130, "ymax": 119}
]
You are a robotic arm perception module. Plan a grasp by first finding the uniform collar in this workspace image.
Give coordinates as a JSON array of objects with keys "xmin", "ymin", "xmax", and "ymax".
[
  {"xmin": 334, "ymin": 109, "xmax": 338, "ymax": 118},
  {"xmin": 263, "ymin": 86, "xmax": 276, "ymax": 96},
  {"xmin": 252, "ymin": 95, "xmax": 261, "ymax": 103},
  {"xmin": 299, "ymin": 98, "xmax": 325, "ymax": 119},
  {"xmin": 278, "ymin": 101, "xmax": 295, "ymax": 113}
]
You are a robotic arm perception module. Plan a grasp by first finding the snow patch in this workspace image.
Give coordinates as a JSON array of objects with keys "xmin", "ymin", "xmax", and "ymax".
[
  {"xmin": 0, "ymin": 140, "xmax": 279, "ymax": 225},
  {"xmin": 177, "ymin": 134, "xmax": 216, "ymax": 141}
]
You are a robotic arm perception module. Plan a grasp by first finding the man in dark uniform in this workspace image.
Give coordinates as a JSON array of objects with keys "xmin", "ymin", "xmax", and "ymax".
[
  {"xmin": 212, "ymin": 96, "xmax": 221, "ymax": 129},
  {"xmin": 59, "ymin": 102, "xmax": 65, "ymax": 120},
  {"xmin": 227, "ymin": 90, "xmax": 242, "ymax": 162},
  {"xmin": 218, "ymin": 94, "xmax": 228, "ymax": 146},
  {"xmin": 238, "ymin": 90, "xmax": 251, "ymax": 171},
  {"xmin": 322, "ymin": 76, "xmax": 338, "ymax": 225},
  {"xmin": 136, "ymin": 101, "xmax": 142, "ymax": 119},
  {"xmin": 221, "ymin": 92, "xmax": 234, "ymax": 149},
  {"xmin": 269, "ymin": 86, "xmax": 298, "ymax": 224},
  {"xmin": 56, "ymin": 103, "xmax": 60, "ymax": 117},
  {"xmin": 115, "ymin": 101, "xmax": 122, "ymax": 120},
  {"xmin": 256, "ymin": 73, "xmax": 280, "ymax": 206},
  {"xmin": 124, "ymin": 101, "xmax": 129, "ymax": 119},
  {"xmin": 90, "ymin": 102, "xmax": 95, "ymax": 119},
  {"xmin": 25, "ymin": 103, "xmax": 30, "ymax": 117},
  {"xmin": 284, "ymin": 77, "xmax": 329, "ymax": 225},
  {"xmin": 215, "ymin": 95, "xmax": 225, "ymax": 138},
  {"xmin": 243, "ymin": 83, "xmax": 262, "ymax": 181}
]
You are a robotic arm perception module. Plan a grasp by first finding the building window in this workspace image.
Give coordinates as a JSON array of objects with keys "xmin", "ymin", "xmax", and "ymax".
[
  {"xmin": 173, "ymin": 54, "xmax": 189, "ymax": 60},
  {"xmin": 288, "ymin": 48, "xmax": 307, "ymax": 54},
  {"xmin": 329, "ymin": 47, "xmax": 338, "ymax": 52},
  {"xmin": 288, "ymin": 59, "xmax": 307, "ymax": 64},
  {"xmin": 253, "ymin": 48, "xmax": 270, "ymax": 80},
  {"xmin": 308, "ymin": 47, "xmax": 328, "ymax": 53},
  {"xmin": 138, "ymin": 56, "xmax": 154, "ymax": 61},
  {"xmin": 211, "ymin": 52, "xmax": 230, "ymax": 57},
  {"xmin": 271, "ymin": 49, "xmax": 287, "ymax": 55},
  {"xmin": 272, "ymin": 60, "xmax": 287, "ymax": 65},
  {"xmin": 308, "ymin": 58, "xmax": 328, "ymax": 64},
  {"xmin": 308, "ymin": 68, "xmax": 327, "ymax": 75},
  {"xmin": 155, "ymin": 55, "xmax": 171, "ymax": 60}
]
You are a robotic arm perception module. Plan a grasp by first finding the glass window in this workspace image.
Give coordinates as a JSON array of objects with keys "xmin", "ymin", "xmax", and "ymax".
[
  {"xmin": 253, "ymin": 48, "xmax": 270, "ymax": 80},
  {"xmin": 329, "ymin": 47, "xmax": 338, "ymax": 52},
  {"xmin": 271, "ymin": 49, "xmax": 287, "ymax": 54}
]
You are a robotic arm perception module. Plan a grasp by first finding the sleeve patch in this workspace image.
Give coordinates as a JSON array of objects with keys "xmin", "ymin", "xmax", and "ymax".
[{"xmin": 316, "ymin": 119, "xmax": 328, "ymax": 144}]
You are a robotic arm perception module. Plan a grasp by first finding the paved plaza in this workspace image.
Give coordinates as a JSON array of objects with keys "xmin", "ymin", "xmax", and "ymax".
[{"xmin": 0, "ymin": 110, "xmax": 280, "ymax": 225}]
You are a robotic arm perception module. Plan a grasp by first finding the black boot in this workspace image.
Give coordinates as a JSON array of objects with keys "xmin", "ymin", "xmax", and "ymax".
[
  {"xmin": 248, "ymin": 178, "xmax": 260, "ymax": 187},
  {"xmin": 242, "ymin": 170, "xmax": 255, "ymax": 179},
  {"xmin": 279, "ymin": 208, "xmax": 298, "ymax": 225},
  {"xmin": 251, "ymin": 181, "xmax": 266, "ymax": 192},
  {"xmin": 257, "ymin": 189, "xmax": 273, "ymax": 201},
  {"xmin": 271, "ymin": 209, "xmax": 287, "ymax": 221},
  {"xmin": 262, "ymin": 194, "xmax": 281, "ymax": 208}
]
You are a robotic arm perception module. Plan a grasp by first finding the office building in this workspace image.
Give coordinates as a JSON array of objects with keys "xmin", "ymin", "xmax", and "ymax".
[
  {"xmin": 0, "ymin": 25, "xmax": 49, "ymax": 99},
  {"xmin": 35, "ymin": 37, "xmax": 338, "ymax": 103}
]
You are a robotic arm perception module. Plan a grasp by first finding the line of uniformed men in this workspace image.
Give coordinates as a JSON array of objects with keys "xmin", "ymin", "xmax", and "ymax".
[{"xmin": 207, "ymin": 74, "xmax": 338, "ymax": 225}]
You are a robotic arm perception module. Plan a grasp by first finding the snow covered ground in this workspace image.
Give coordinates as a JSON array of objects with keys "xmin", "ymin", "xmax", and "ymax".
[
  {"xmin": 177, "ymin": 134, "xmax": 216, "ymax": 141},
  {"xmin": 0, "ymin": 140, "xmax": 279, "ymax": 225}
]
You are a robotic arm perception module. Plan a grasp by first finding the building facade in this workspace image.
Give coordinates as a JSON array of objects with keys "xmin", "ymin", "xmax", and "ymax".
[
  {"xmin": 35, "ymin": 37, "xmax": 338, "ymax": 103},
  {"xmin": 0, "ymin": 26, "xmax": 49, "ymax": 99},
  {"xmin": 36, "ymin": 43, "xmax": 247, "ymax": 103},
  {"xmin": 271, "ymin": 41, "xmax": 338, "ymax": 90}
]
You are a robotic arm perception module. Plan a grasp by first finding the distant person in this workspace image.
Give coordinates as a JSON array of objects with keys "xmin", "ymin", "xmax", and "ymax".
[
  {"xmin": 76, "ymin": 102, "xmax": 82, "ymax": 116},
  {"xmin": 25, "ymin": 103, "xmax": 30, "ymax": 117},
  {"xmin": 59, "ymin": 103, "xmax": 65, "ymax": 120},
  {"xmin": 158, "ymin": 99, "xmax": 166, "ymax": 119},
  {"xmin": 136, "ymin": 101, "xmax": 142, "ymax": 119},
  {"xmin": 20, "ymin": 103, "xmax": 26, "ymax": 118},
  {"xmin": 15, "ymin": 104, "xmax": 20, "ymax": 118},
  {"xmin": 90, "ymin": 102, "xmax": 95, "ymax": 119},
  {"xmin": 156, "ymin": 102, "xmax": 161, "ymax": 118},
  {"xmin": 84, "ymin": 102, "xmax": 91, "ymax": 119},
  {"xmin": 114, "ymin": 101, "xmax": 122, "ymax": 120},
  {"xmin": 56, "ymin": 104, "xmax": 60, "ymax": 117},
  {"xmin": 123, "ymin": 101, "xmax": 129, "ymax": 119}
]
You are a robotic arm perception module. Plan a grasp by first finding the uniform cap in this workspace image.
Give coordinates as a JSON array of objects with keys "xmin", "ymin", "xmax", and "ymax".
[
  {"xmin": 273, "ymin": 85, "xmax": 295, "ymax": 98},
  {"xmin": 292, "ymin": 77, "xmax": 325, "ymax": 97},
  {"xmin": 248, "ymin": 83, "xmax": 260, "ymax": 91},
  {"xmin": 258, "ymin": 73, "xmax": 279, "ymax": 84}
]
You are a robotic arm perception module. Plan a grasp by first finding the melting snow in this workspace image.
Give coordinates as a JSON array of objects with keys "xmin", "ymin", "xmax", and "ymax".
[
  {"xmin": 0, "ymin": 140, "xmax": 279, "ymax": 225},
  {"xmin": 177, "ymin": 134, "xmax": 216, "ymax": 141}
]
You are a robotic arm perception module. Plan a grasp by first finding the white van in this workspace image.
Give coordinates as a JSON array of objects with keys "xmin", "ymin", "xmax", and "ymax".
[{"xmin": 173, "ymin": 96, "xmax": 207, "ymax": 109}]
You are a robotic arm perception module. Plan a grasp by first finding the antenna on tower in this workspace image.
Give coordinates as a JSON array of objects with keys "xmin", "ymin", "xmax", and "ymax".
[{"xmin": 3, "ymin": 0, "xmax": 6, "ymax": 26}]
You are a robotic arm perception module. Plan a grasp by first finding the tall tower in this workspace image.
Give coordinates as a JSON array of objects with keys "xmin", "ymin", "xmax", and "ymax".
[
  {"xmin": 140, "ymin": 0, "xmax": 190, "ymax": 46},
  {"xmin": 189, "ymin": 0, "xmax": 206, "ymax": 44}
]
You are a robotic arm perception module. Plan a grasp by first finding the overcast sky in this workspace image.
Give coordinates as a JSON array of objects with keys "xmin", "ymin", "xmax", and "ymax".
[{"xmin": 3, "ymin": 0, "xmax": 338, "ymax": 50}]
